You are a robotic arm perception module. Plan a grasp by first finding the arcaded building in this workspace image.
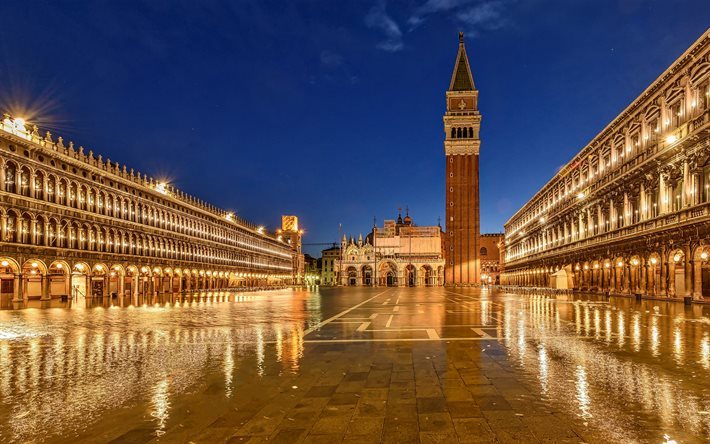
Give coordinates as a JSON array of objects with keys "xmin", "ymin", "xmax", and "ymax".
[
  {"xmin": 0, "ymin": 115, "xmax": 298, "ymax": 301},
  {"xmin": 501, "ymin": 29, "xmax": 710, "ymax": 302},
  {"xmin": 336, "ymin": 212, "xmax": 445, "ymax": 287}
]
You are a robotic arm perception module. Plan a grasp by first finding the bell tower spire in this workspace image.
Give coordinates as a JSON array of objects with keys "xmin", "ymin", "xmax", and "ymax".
[
  {"xmin": 444, "ymin": 32, "xmax": 481, "ymax": 285},
  {"xmin": 449, "ymin": 32, "xmax": 475, "ymax": 91}
]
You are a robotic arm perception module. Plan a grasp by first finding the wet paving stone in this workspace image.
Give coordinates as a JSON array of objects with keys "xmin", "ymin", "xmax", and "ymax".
[{"xmin": 1, "ymin": 287, "xmax": 709, "ymax": 443}]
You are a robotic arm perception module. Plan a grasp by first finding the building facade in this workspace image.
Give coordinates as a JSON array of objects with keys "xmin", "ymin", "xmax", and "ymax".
[
  {"xmin": 279, "ymin": 215, "xmax": 305, "ymax": 285},
  {"xmin": 336, "ymin": 213, "xmax": 445, "ymax": 287},
  {"xmin": 480, "ymin": 233, "xmax": 503, "ymax": 284},
  {"xmin": 320, "ymin": 245, "xmax": 340, "ymax": 286},
  {"xmin": 444, "ymin": 32, "xmax": 482, "ymax": 285},
  {"xmin": 0, "ymin": 115, "xmax": 298, "ymax": 302},
  {"xmin": 303, "ymin": 254, "xmax": 320, "ymax": 286},
  {"xmin": 501, "ymin": 29, "xmax": 710, "ymax": 302}
]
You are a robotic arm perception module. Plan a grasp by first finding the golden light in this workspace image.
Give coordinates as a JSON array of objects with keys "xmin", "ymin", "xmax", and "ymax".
[
  {"xmin": 74, "ymin": 263, "xmax": 84, "ymax": 271},
  {"xmin": 95, "ymin": 265, "xmax": 103, "ymax": 271},
  {"xmin": 56, "ymin": 263, "xmax": 63, "ymax": 269},
  {"xmin": 225, "ymin": 212, "xmax": 234, "ymax": 222},
  {"xmin": 673, "ymin": 253, "xmax": 682, "ymax": 263},
  {"xmin": 577, "ymin": 192, "xmax": 585, "ymax": 199},
  {"xmin": 631, "ymin": 258, "xmax": 639, "ymax": 266},
  {"xmin": 257, "ymin": 226, "xmax": 265, "ymax": 234},
  {"xmin": 1, "ymin": 260, "xmax": 9, "ymax": 267},
  {"xmin": 617, "ymin": 261, "xmax": 623, "ymax": 267},
  {"xmin": 650, "ymin": 257, "xmax": 658, "ymax": 265},
  {"xmin": 155, "ymin": 182, "xmax": 168, "ymax": 195},
  {"xmin": 665, "ymin": 135, "xmax": 678, "ymax": 144},
  {"xmin": 701, "ymin": 251, "xmax": 709, "ymax": 261},
  {"xmin": 31, "ymin": 262, "xmax": 38, "ymax": 268}
]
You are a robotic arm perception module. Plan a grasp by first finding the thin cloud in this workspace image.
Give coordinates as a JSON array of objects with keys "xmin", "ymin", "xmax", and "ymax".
[
  {"xmin": 408, "ymin": 0, "xmax": 512, "ymax": 35},
  {"xmin": 456, "ymin": 1, "xmax": 509, "ymax": 34},
  {"xmin": 409, "ymin": 0, "xmax": 474, "ymax": 29},
  {"xmin": 320, "ymin": 50, "xmax": 344, "ymax": 67},
  {"xmin": 365, "ymin": 1, "xmax": 404, "ymax": 52}
]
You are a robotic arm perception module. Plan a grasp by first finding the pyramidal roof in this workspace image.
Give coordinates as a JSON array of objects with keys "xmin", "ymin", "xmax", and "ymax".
[{"xmin": 448, "ymin": 32, "xmax": 475, "ymax": 91}]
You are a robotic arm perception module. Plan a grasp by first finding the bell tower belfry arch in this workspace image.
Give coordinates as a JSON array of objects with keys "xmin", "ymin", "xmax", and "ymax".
[{"xmin": 444, "ymin": 32, "xmax": 481, "ymax": 285}]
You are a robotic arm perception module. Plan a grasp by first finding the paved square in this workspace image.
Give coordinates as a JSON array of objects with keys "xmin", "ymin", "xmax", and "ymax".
[{"xmin": 1, "ymin": 287, "xmax": 709, "ymax": 443}]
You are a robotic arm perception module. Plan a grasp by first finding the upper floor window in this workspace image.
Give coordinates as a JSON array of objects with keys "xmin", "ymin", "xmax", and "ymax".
[
  {"xmin": 669, "ymin": 100, "xmax": 682, "ymax": 129},
  {"xmin": 698, "ymin": 80, "xmax": 710, "ymax": 111},
  {"xmin": 480, "ymin": 247, "xmax": 488, "ymax": 256}
]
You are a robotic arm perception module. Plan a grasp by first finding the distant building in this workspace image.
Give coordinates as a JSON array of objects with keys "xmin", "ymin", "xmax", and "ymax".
[
  {"xmin": 336, "ymin": 212, "xmax": 445, "ymax": 287},
  {"xmin": 320, "ymin": 245, "xmax": 340, "ymax": 286},
  {"xmin": 303, "ymin": 254, "xmax": 320, "ymax": 286},
  {"xmin": 279, "ymin": 215, "xmax": 304, "ymax": 285},
  {"xmin": 479, "ymin": 233, "xmax": 503, "ymax": 284}
]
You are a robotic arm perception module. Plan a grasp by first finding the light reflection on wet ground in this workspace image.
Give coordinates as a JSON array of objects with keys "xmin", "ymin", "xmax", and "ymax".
[{"xmin": 0, "ymin": 288, "xmax": 708, "ymax": 443}]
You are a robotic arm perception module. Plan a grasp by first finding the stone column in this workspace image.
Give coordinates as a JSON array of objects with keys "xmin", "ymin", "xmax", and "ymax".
[
  {"xmin": 30, "ymin": 219, "xmax": 37, "ymax": 245},
  {"xmin": 118, "ymin": 274, "xmax": 125, "ymax": 297},
  {"xmin": 660, "ymin": 252, "xmax": 667, "ymax": 296},
  {"xmin": 623, "ymin": 263, "xmax": 631, "ymax": 294},
  {"xmin": 684, "ymin": 244, "xmax": 693, "ymax": 298},
  {"xmin": 682, "ymin": 161, "xmax": 690, "ymax": 207},
  {"xmin": 29, "ymin": 172, "xmax": 35, "ymax": 198},
  {"xmin": 41, "ymin": 274, "xmax": 50, "ymax": 300},
  {"xmin": 13, "ymin": 274, "xmax": 23, "ymax": 302},
  {"xmin": 640, "ymin": 260, "xmax": 647, "ymax": 295},
  {"xmin": 668, "ymin": 260, "xmax": 676, "ymax": 297},
  {"xmin": 0, "ymin": 215, "xmax": 7, "ymax": 242}
]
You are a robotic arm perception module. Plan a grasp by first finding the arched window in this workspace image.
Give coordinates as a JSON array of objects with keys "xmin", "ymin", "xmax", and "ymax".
[
  {"xmin": 468, "ymin": 127, "xmax": 473, "ymax": 138},
  {"xmin": 480, "ymin": 247, "xmax": 488, "ymax": 256},
  {"xmin": 4, "ymin": 162, "xmax": 16, "ymax": 193},
  {"xmin": 451, "ymin": 128, "xmax": 456, "ymax": 138},
  {"xmin": 457, "ymin": 127, "xmax": 462, "ymax": 138}
]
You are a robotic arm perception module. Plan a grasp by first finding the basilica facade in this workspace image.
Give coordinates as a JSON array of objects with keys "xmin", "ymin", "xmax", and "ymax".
[
  {"xmin": 335, "ymin": 213, "xmax": 445, "ymax": 287},
  {"xmin": 501, "ymin": 29, "xmax": 710, "ymax": 303},
  {"xmin": 0, "ymin": 115, "xmax": 299, "ymax": 303}
]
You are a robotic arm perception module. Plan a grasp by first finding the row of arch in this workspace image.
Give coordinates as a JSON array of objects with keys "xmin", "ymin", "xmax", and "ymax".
[
  {"xmin": 506, "ymin": 151, "xmax": 710, "ymax": 262},
  {"xmin": 450, "ymin": 127, "xmax": 474, "ymax": 139},
  {"xmin": 502, "ymin": 244, "xmax": 710, "ymax": 300},
  {"xmin": 507, "ymin": 59, "xmax": 710, "ymax": 236},
  {"xmin": 0, "ymin": 155, "xmax": 291, "ymax": 261},
  {"xmin": 0, "ymin": 208, "xmax": 290, "ymax": 271},
  {"xmin": 340, "ymin": 262, "xmax": 444, "ymax": 287},
  {"xmin": 0, "ymin": 257, "xmax": 292, "ymax": 302}
]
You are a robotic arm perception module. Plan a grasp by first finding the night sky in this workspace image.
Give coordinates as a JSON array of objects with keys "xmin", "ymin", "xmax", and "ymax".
[{"xmin": 1, "ymin": 1, "xmax": 708, "ymax": 256}]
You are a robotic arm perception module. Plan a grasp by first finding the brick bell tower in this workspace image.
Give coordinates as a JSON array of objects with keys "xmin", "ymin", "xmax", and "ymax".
[{"xmin": 444, "ymin": 32, "xmax": 481, "ymax": 285}]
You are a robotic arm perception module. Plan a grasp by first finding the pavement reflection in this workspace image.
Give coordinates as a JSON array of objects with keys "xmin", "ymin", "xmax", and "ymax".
[{"xmin": 0, "ymin": 287, "xmax": 708, "ymax": 443}]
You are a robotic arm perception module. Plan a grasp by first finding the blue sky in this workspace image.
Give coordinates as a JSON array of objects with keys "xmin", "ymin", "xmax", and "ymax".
[{"xmin": 1, "ymin": 0, "xmax": 708, "ymax": 256}]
